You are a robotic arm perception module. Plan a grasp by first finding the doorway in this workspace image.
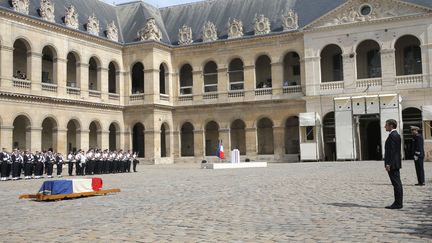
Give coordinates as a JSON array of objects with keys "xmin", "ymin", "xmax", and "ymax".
[{"xmin": 356, "ymin": 115, "xmax": 382, "ymax": 160}]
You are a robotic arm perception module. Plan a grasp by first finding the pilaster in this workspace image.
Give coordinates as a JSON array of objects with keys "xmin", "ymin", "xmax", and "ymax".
[
  {"xmin": 271, "ymin": 62, "xmax": 283, "ymax": 95},
  {"xmin": 380, "ymin": 48, "xmax": 396, "ymax": 90},
  {"xmin": 30, "ymin": 52, "xmax": 42, "ymax": 91},
  {"xmin": 0, "ymin": 125, "xmax": 13, "ymax": 151},
  {"xmin": 30, "ymin": 127, "xmax": 43, "ymax": 152},
  {"xmin": 244, "ymin": 64, "xmax": 255, "ymax": 99},
  {"xmin": 245, "ymin": 127, "xmax": 257, "ymax": 157},
  {"xmin": 193, "ymin": 129, "xmax": 205, "ymax": 159}
]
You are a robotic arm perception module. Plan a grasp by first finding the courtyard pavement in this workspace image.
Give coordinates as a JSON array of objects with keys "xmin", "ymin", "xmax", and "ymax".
[{"xmin": 0, "ymin": 161, "xmax": 431, "ymax": 242}]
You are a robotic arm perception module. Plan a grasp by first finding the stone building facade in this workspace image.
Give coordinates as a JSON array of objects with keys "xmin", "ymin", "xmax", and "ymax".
[{"xmin": 0, "ymin": 0, "xmax": 431, "ymax": 163}]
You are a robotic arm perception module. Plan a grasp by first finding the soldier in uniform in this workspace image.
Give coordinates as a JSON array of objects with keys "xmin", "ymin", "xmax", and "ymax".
[
  {"xmin": 79, "ymin": 150, "xmax": 87, "ymax": 176},
  {"xmin": 411, "ymin": 126, "xmax": 425, "ymax": 186},
  {"xmin": 1, "ymin": 148, "xmax": 11, "ymax": 181},
  {"xmin": 86, "ymin": 149, "xmax": 94, "ymax": 175},
  {"xmin": 67, "ymin": 151, "xmax": 75, "ymax": 176},
  {"xmin": 132, "ymin": 151, "xmax": 139, "ymax": 172},
  {"xmin": 45, "ymin": 151, "xmax": 55, "ymax": 178},
  {"xmin": 34, "ymin": 151, "xmax": 45, "ymax": 179},
  {"xmin": 56, "ymin": 153, "xmax": 64, "ymax": 177},
  {"xmin": 11, "ymin": 149, "xmax": 23, "ymax": 180},
  {"xmin": 23, "ymin": 150, "xmax": 34, "ymax": 179}
]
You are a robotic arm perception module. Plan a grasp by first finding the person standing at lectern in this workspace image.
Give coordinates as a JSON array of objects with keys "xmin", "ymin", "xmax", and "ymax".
[
  {"xmin": 384, "ymin": 119, "xmax": 403, "ymax": 209},
  {"xmin": 411, "ymin": 126, "xmax": 425, "ymax": 186}
]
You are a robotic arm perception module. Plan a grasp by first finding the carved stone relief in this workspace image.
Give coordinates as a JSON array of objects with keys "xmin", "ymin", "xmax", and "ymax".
[
  {"xmin": 87, "ymin": 13, "xmax": 100, "ymax": 36},
  {"xmin": 137, "ymin": 18, "xmax": 162, "ymax": 42},
  {"xmin": 254, "ymin": 14, "xmax": 271, "ymax": 35},
  {"xmin": 106, "ymin": 21, "xmax": 119, "ymax": 42},
  {"xmin": 178, "ymin": 25, "xmax": 193, "ymax": 45},
  {"xmin": 11, "ymin": 0, "xmax": 29, "ymax": 15},
  {"xmin": 227, "ymin": 18, "xmax": 243, "ymax": 39},
  {"xmin": 202, "ymin": 21, "xmax": 218, "ymax": 42},
  {"xmin": 65, "ymin": 5, "xmax": 79, "ymax": 30},
  {"xmin": 39, "ymin": 0, "xmax": 55, "ymax": 22},
  {"xmin": 281, "ymin": 9, "xmax": 299, "ymax": 31},
  {"xmin": 317, "ymin": 0, "xmax": 430, "ymax": 28}
]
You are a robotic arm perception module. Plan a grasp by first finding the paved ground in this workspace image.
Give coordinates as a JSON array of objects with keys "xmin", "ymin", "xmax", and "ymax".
[{"xmin": 0, "ymin": 161, "xmax": 431, "ymax": 242}]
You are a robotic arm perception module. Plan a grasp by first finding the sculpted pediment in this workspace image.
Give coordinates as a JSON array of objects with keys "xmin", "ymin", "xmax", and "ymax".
[{"xmin": 307, "ymin": 0, "xmax": 432, "ymax": 29}]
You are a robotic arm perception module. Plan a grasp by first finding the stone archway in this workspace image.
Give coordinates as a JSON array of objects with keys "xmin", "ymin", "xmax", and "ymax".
[
  {"xmin": 181, "ymin": 122, "xmax": 194, "ymax": 157},
  {"xmin": 67, "ymin": 119, "xmax": 80, "ymax": 153},
  {"xmin": 257, "ymin": 118, "xmax": 274, "ymax": 154},
  {"xmin": 41, "ymin": 117, "xmax": 57, "ymax": 152},
  {"xmin": 230, "ymin": 119, "xmax": 246, "ymax": 155},
  {"xmin": 132, "ymin": 123, "xmax": 145, "ymax": 157},
  {"xmin": 13, "ymin": 115, "xmax": 31, "ymax": 150},
  {"xmin": 205, "ymin": 121, "xmax": 219, "ymax": 156}
]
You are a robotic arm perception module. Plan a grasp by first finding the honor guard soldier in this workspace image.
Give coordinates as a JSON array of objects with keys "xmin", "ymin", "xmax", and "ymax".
[
  {"xmin": 11, "ymin": 149, "xmax": 23, "ymax": 180},
  {"xmin": 55, "ymin": 153, "xmax": 64, "ymax": 177},
  {"xmin": 132, "ymin": 152, "xmax": 139, "ymax": 172},
  {"xmin": 126, "ymin": 151, "xmax": 132, "ymax": 173},
  {"xmin": 23, "ymin": 150, "xmax": 34, "ymax": 179},
  {"xmin": 79, "ymin": 150, "xmax": 87, "ymax": 176},
  {"xmin": 67, "ymin": 151, "xmax": 75, "ymax": 176},
  {"xmin": 34, "ymin": 151, "xmax": 45, "ymax": 179},
  {"xmin": 1, "ymin": 148, "xmax": 11, "ymax": 181},
  {"xmin": 45, "ymin": 151, "xmax": 55, "ymax": 178},
  {"xmin": 101, "ymin": 150, "xmax": 109, "ymax": 174},
  {"xmin": 86, "ymin": 149, "xmax": 94, "ymax": 175}
]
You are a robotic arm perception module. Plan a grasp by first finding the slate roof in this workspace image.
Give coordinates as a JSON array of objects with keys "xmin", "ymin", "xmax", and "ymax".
[{"xmin": 0, "ymin": 0, "xmax": 431, "ymax": 45}]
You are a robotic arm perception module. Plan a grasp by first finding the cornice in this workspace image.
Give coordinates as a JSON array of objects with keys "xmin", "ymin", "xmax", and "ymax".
[
  {"xmin": 0, "ymin": 8, "xmax": 123, "ymax": 50},
  {"xmin": 303, "ymin": 12, "xmax": 432, "ymax": 34}
]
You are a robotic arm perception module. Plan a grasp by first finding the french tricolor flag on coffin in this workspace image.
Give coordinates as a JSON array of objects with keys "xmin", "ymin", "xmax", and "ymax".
[{"xmin": 38, "ymin": 178, "xmax": 103, "ymax": 195}]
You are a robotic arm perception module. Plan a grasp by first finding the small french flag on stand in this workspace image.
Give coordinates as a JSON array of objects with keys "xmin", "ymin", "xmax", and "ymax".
[{"xmin": 216, "ymin": 140, "xmax": 225, "ymax": 160}]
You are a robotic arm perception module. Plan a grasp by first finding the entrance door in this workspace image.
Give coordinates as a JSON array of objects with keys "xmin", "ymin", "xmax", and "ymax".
[{"xmin": 357, "ymin": 115, "xmax": 382, "ymax": 160}]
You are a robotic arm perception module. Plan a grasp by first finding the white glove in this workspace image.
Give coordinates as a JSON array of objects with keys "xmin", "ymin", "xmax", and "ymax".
[{"xmin": 414, "ymin": 155, "xmax": 418, "ymax": 160}]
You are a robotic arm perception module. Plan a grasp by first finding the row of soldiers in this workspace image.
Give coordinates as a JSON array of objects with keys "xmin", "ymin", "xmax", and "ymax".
[
  {"xmin": 0, "ymin": 148, "xmax": 139, "ymax": 181},
  {"xmin": 67, "ymin": 149, "xmax": 139, "ymax": 176}
]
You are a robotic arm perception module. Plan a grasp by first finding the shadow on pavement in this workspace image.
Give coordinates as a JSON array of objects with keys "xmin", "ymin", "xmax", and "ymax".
[
  {"xmin": 327, "ymin": 202, "xmax": 380, "ymax": 209},
  {"xmin": 403, "ymin": 198, "xmax": 432, "ymax": 239}
]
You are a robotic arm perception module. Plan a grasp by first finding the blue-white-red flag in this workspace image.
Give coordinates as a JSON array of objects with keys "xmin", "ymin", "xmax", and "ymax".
[{"xmin": 216, "ymin": 141, "xmax": 225, "ymax": 160}]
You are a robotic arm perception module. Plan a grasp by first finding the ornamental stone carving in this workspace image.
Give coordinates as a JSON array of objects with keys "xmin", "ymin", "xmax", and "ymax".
[
  {"xmin": 318, "ymin": 0, "xmax": 429, "ymax": 28},
  {"xmin": 11, "ymin": 0, "xmax": 29, "ymax": 15},
  {"xmin": 282, "ymin": 9, "xmax": 299, "ymax": 31},
  {"xmin": 87, "ymin": 13, "xmax": 100, "ymax": 36},
  {"xmin": 106, "ymin": 21, "xmax": 119, "ymax": 42},
  {"xmin": 39, "ymin": 0, "xmax": 55, "ymax": 23},
  {"xmin": 137, "ymin": 18, "xmax": 162, "ymax": 42},
  {"xmin": 202, "ymin": 21, "xmax": 218, "ymax": 42},
  {"xmin": 254, "ymin": 14, "xmax": 271, "ymax": 35},
  {"xmin": 65, "ymin": 5, "xmax": 79, "ymax": 29},
  {"xmin": 178, "ymin": 25, "xmax": 193, "ymax": 45},
  {"xmin": 227, "ymin": 18, "xmax": 243, "ymax": 39}
]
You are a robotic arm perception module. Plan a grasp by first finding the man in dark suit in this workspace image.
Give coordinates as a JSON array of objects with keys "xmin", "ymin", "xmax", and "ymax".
[
  {"xmin": 384, "ymin": 119, "xmax": 403, "ymax": 209},
  {"xmin": 411, "ymin": 126, "xmax": 425, "ymax": 186}
]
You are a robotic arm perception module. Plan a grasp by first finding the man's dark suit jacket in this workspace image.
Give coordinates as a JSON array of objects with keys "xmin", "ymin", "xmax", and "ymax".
[{"xmin": 384, "ymin": 130, "xmax": 402, "ymax": 170}]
